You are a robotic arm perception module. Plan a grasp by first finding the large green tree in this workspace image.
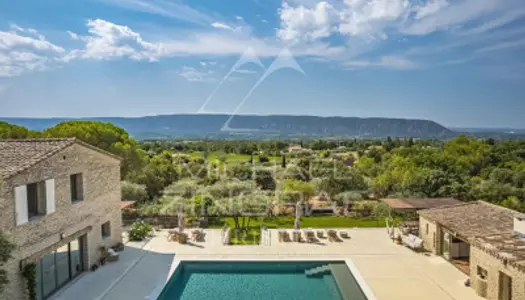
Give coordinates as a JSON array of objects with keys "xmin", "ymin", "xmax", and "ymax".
[
  {"xmin": 44, "ymin": 121, "xmax": 145, "ymax": 178},
  {"xmin": 0, "ymin": 121, "xmax": 39, "ymax": 139}
]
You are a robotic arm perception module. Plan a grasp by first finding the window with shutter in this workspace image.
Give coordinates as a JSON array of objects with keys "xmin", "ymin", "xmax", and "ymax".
[
  {"xmin": 15, "ymin": 185, "xmax": 28, "ymax": 225},
  {"xmin": 70, "ymin": 173, "xmax": 84, "ymax": 202},
  {"xmin": 27, "ymin": 181, "xmax": 47, "ymax": 219},
  {"xmin": 46, "ymin": 179, "xmax": 56, "ymax": 214}
]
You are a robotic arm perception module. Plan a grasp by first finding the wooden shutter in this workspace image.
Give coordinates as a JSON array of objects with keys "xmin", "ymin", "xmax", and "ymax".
[
  {"xmin": 15, "ymin": 185, "xmax": 28, "ymax": 225},
  {"xmin": 46, "ymin": 179, "xmax": 56, "ymax": 214}
]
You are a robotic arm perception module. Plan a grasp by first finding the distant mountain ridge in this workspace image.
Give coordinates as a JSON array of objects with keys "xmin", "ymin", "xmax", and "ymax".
[{"xmin": 1, "ymin": 114, "xmax": 452, "ymax": 139}]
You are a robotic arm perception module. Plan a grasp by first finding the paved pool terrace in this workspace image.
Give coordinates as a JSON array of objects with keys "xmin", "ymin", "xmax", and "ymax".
[{"xmin": 50, "ymin": 228, "xmax": 484, "ymax": 300}]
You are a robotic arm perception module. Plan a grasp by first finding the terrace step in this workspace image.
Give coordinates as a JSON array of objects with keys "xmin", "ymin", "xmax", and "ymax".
[{"xmin": 305, "ymin": 265, "xmax": 331, "ymax": 277}]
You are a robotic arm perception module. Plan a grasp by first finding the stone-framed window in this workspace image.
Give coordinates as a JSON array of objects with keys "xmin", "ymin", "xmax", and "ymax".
[
  {"xmin": 27, "ymin": 181, "xmax": 47, "ymax": 219},
  {"xmin": 15, "ymin": 179, "xmax": 55, "ymax": 225},
  {"xmin": 477, "ymin": 266, "xmax": 488, "ymax": 280},
  {"xmin": 101, "ymin": 221, "xmax": 111, "ymax": 239},
  {"xmin": 70, "ymin": 173, "xmax": 84, "ymax": 202}
]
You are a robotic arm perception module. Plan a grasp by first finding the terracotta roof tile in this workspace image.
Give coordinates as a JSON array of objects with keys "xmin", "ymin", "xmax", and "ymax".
[
  {"xmin": 381, "ymin": 197, "xmax": 462, "ymax": 210},
  {"xmin": 473, "ymin": 233, "xmax": 525, "ymax": 273},
  {"xmin": 0, "ymin": 138, "xmax": 76, "ymax": 178},
  {"xmin": 418, "ymin": 201, "xmax": 516, "ymax": 241}
]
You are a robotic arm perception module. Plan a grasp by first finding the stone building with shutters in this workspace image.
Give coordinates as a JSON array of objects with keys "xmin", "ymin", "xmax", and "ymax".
[{"xmin": 0, "ymin": 138, "xmax": 122, "ymax": 300}]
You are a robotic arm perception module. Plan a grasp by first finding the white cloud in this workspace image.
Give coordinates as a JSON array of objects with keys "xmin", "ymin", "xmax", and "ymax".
[
  {"xmin": 98, "ymin": 0, "xmax": 217, "ymax": 26},
  {"xmin": 65, "ymin": 19, "xmax": 344, "ymax": 61},
  {"xmin": 460, "ymin": 8, "xmax": 525, "ymax": 35},
  {"xmin": 277, "ymin": 1, "xmax": 338, "ymax": 42},
  {"xmin": 235, "ymin": 69, "xmax": 259, "ymax": 74},
  {"xmin": 344, "ymin": 56, "xmax": 418, "ymax": 70},
  {"xmin": 338, "ymin": 0, "xmax": 411, "ymax": 37},
  {"xmin": 413, "ymin": 0, "xmax": 449, "ymax": 20},
  {"xmin": 0, "ymin": 25, "xmax": 64, "ymax": 77},
  {"xmin": 0, "ymin": 29, "xmax": 64, "ymax": 52},
  {"xmin": 211, "ymin": 22, "xmax": 235, "ymax": 31},
  {"xmin": 402, "ymin": 0, "xmax": 499, "ymax": 35},
  {"xmin": 177, "ymin": 66, "xmax": 215, "ymax": 82},
  {"xmin": 3, "ymin": 0, "xmax": 524, "ymax": 79},
  {"xmin": 64, "ymin": 19, "xmax": 161, "ymax": 62},
  {"xmin": 199, "ymin": 61, "xmax": 218, "ymax": 68},
  {"xmin": 475, "ymin": 38, "xmax": 525, "ymax": 53}
]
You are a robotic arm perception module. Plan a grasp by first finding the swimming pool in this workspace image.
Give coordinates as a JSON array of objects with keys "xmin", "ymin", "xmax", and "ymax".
[{"xmin": 155, "ymin": 260, "xmax": 370, "ymax": 300}]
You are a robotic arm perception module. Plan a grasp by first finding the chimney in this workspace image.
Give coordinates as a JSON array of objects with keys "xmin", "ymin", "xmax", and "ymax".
[{"xmin": 514, "ymin": 215, "xmax": 525, "ymax": 238}]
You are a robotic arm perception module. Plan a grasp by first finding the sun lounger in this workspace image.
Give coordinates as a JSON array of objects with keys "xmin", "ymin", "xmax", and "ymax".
[
  {"xmin": 278, "ymin": 229, "xmax": 289, "ymax": 242},
  {"xmin": 99, "ymin": 246, "xmax": 119, "ymax": 262},
  {"xmin": 292, "ymin": 230, "xmax": 303, "ymax": 242},
  {"xmin": 283, "ymin": 231, "xmax": 292, "ymax": 242},
  {"xmin": 339, "ymin": 231, "xmax": 350, "ymax": 239},
  {"xmin": 167, "ymin": 230, "xmax": 188, "ymax": 244},
  {"xmin": 191, "ymin": 229, "xmax": 204, "ymax": 242},
  {"xmin": 167, "ymin": 230, "xmax": 177, "ymax": 241},
  {"xmin": 327, "ymin": 230, "xmax": 342, "ymax": 242},
  {"xmin": 402, "ymin": 234, "xmax": 423, "ymax": 249},
  {"xmin": 304, "ymin": 229, "xmax": 316, "ymax": 243}
]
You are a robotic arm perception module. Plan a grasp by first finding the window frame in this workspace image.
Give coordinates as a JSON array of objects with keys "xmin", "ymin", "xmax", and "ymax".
[
  {"xmin": 70, "ymin": 173, "xmax": 84, "ymax": 203},
  {"xmin": 477, "ymin": 265, "xmax": 488, "ymax": 280},
  {"xmin": 101, "ymin": 221, "xmax": 111, "ymax": 239},
  {"xmin": 27, "ymin": 181, "xmax": 47, "ymax": 220}
]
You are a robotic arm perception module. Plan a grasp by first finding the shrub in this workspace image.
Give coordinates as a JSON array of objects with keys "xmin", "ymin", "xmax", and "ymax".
[
  {"xmin": 254, "ymin": 168, "xmax": 276, "ymax": 190},
  {"xmin": 373, "ymin": 202, "xmax": 392, "ymax": 219},
  {"xmin": 258, "ymin": 154, "xmax": 270, "ymax": 163},
  {"xmin": 128, "ymin": 221, "xmax": 153, "ymax": 241},
  {"xmin": 121, "ymin": 181, "xmax": 149, "ymax": 203},
  {"xmin": 0, "ymin": 230, "xmax": 15, "ymax": 294},
  {"xmin": 139, "ymin": 204, "xmax": 162, "ymax": 217}
]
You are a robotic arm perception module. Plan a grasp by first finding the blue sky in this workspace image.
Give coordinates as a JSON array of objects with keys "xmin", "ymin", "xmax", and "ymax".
[{"xmin": 1, "ymin": 0, "xmax": 525, "ymax": 128}]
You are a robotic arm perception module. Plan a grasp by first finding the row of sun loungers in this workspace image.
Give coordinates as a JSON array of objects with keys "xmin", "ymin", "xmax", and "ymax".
[{"xmin": 278, "ymin": 229, "xmax": 350, "ymax": 243}]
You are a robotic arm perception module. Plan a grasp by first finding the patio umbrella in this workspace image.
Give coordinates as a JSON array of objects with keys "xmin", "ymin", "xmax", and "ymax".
[
  {"xmin": 294, "ymin": 201, "xmax": 302, "ymax": 230},
  {"xmin": 178, "ymin": 205, "xmax": 185, "ymax": 233}
]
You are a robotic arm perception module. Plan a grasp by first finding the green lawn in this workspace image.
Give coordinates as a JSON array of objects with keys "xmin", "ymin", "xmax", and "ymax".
[{"xmin": 229, "ymin": 228, "xmax": 261, "ymax": 245}]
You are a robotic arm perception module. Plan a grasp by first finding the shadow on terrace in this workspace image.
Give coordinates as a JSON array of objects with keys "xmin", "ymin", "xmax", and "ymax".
[{"xmin": 49, "ymin": 237, "xmax": 175, "ymax": 300}]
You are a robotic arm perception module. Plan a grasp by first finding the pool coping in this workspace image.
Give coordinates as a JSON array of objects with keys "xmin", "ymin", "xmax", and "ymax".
[{"xmin": 147, "ymin": 257, "xmax": 378, "ymax": 300}]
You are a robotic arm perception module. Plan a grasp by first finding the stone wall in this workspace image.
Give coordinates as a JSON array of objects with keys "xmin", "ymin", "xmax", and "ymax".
[
  {"xmin": 419, "ymin": 217, "xmax": 440, "ymax": 254},
  {"xmin": 0, "ymin": 143, "xmax": 122, "ymax": 300},
  {"xmin": 470, "ymin": 246, "xmax": 525, "ymax": 300}
]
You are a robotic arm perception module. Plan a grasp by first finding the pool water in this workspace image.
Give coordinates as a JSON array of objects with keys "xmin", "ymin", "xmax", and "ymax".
[{"xmin": 156, "ymin": 261, "xmax": 368, "ymax": 300}]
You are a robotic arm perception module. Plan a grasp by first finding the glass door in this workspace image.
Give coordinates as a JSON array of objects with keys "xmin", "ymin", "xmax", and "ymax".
[
  {"xmin": 34, "ymin": 236, "xmax": 86, "ymax": 300},
  {"xmin": 70, "ymin": 236, "xmax": 84, "ymax": 278},
  {"xmin": 499, "ymin": 272, "xmax": 512, "ymax": 300}
]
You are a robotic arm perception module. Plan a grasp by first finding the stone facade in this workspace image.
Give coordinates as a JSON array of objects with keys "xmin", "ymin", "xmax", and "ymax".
[
  {"xmin": 0, "ymin": 143, "xmax": 122, "ymax": 300},
  {"xmin": 419, "ymin": 216, "xmax": 441, "ymax": 254},
  {"xmin": 470, "ymin": 246, "xmax": 525, "ymax": 300}
]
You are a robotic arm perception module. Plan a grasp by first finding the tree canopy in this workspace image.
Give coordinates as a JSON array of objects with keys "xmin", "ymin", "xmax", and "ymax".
[{"xmin": 43, "ymin": 121, "xmax": 145, "ymax": 178}]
